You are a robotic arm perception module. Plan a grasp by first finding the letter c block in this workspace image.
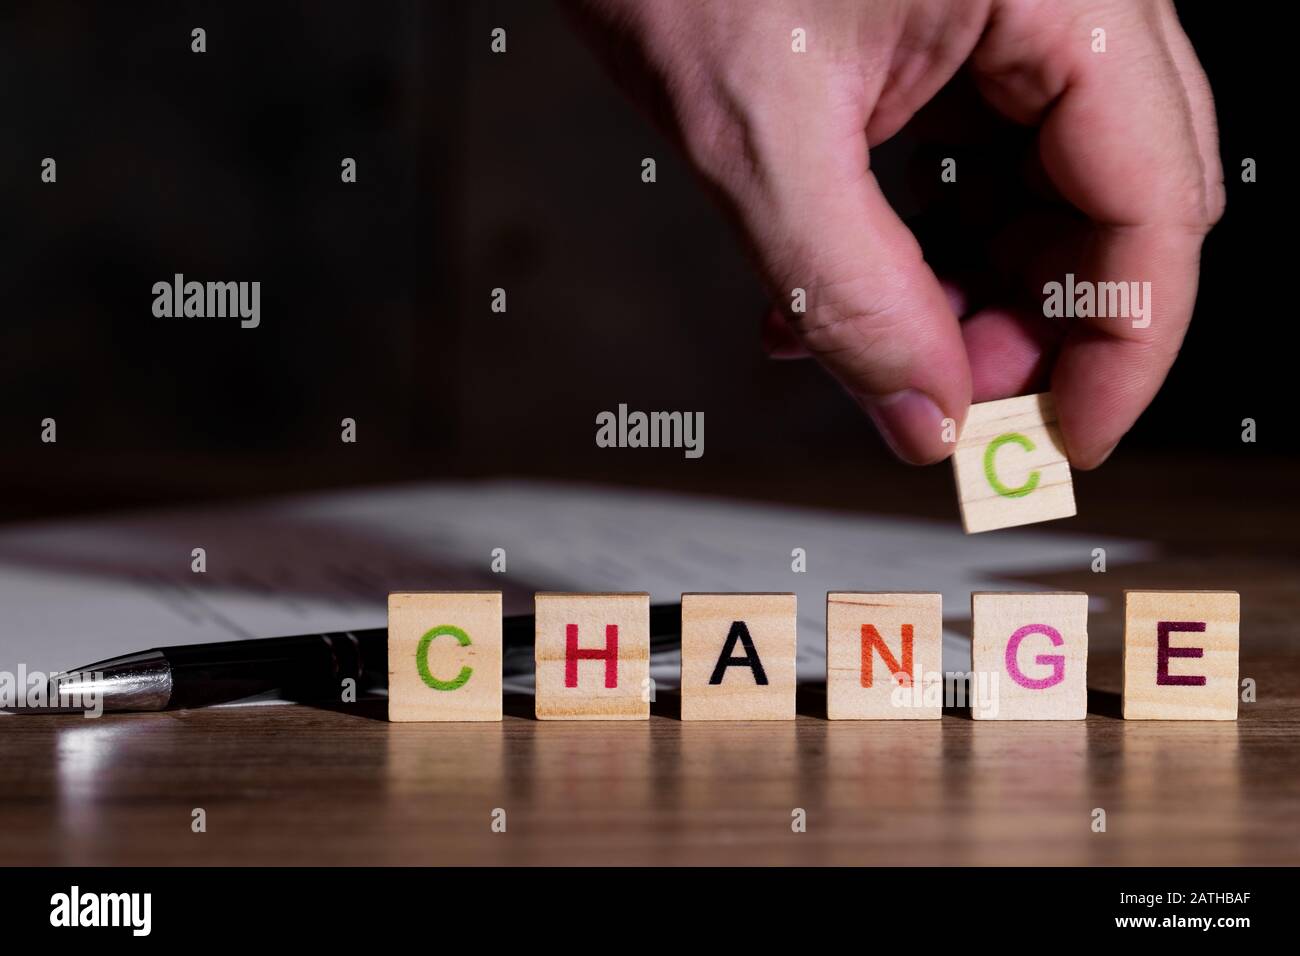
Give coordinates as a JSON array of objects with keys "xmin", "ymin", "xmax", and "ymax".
[
  {"xmin": 387, "ymin": 591, "xmax": 502, "ymax": 721},
  {"xmin": 951, "ymin": 393, "xmax": 1077, "ymax": 533}
]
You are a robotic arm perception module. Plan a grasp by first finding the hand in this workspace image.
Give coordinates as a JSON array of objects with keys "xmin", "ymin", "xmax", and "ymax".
[{"xmin": 565, "ymin": 0, "xmax": 1224, "ymax": 465}]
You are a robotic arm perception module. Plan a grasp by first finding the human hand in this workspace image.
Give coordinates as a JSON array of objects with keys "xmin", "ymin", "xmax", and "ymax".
[{"xmin": 565, "ymin": 0, "xmax": 1224, "ymax": 465}]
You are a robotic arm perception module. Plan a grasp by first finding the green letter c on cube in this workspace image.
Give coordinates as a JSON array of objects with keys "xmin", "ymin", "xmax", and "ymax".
[
  {"xmin": 416, "ymin": 624, "xmax": 474, "ymax": 691},
  {"xmin": 983, "ymin": 432, "xmax": 1040, "ymax": 498}
]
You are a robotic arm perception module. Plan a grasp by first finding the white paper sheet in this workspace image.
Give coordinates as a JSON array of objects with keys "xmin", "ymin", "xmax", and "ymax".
[{"xmin": 0, "ymin": 480, "xmax": 1150, "ymax": 700}]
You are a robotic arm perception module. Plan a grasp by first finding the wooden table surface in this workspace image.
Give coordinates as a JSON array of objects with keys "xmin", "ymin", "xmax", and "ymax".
[
  {"xmin": 3, "ymin": 456, "xmax": 1297, "ymax": 866},
  {"xmin": 4, "ymin": 653, "xmax": 1298, "ymax": 866}
]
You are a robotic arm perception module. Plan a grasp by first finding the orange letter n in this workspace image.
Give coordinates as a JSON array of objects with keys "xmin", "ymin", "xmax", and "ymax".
[{"xmin": 861, "ymin": 624, "xmax": 914, "ymax": 688}]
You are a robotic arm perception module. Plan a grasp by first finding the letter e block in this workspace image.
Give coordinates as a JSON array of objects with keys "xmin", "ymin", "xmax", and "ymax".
[
  {"xmin": 952, "ymin": 393, "xmax": 1076, "ymax": 533},
  {"xmin": 535, "ymin": 592, "xmax": 650, "ymax": 720},
  {"xmin": 971, "ymin": 592, "xmax": 1087, "ymax": 720},
  {"xmin": 1122, "ymin": 590, "xmax": 1239, "ymax": 720},
  {"xmin": 681, "ymin": 593, "xmax": 796, "ymax": 720},
  {"xmin": 388, "ymin": 591, "xmax": 502, "ymax": 721},
  {"xmin": 826, "ymin": 592, "xmax": 943, "ymax": 719}
]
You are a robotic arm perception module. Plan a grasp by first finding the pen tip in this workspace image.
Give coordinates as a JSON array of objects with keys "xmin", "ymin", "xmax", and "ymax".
[{"xmin": 2, "ymin": 652, "xmax": 171, "ymax": 714}]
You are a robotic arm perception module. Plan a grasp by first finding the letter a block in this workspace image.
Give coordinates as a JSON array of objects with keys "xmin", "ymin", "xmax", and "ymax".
[
  {"xmin": 387, "ymin": 591, "xmax": 502, "ymax": 721},
  {"xmin": 971, "ymin": 592, "xmax": 1087, "ymax": 720},
  {"xmin": 680, "ymin": 593, "xmax": 796, "ymax": 720},
  {"xmin": 1122, "ymin": 590, "xmax": 1239, "ymax": 720},
  {"xmin": 535, "ymin": 592, "xmax": 650, "ymax": 720},
  {"xmin": 826, "ymin": 592, "xmax": 943, "ymax": 719},
  {"xmin": 952, "ymin": 393, "xmax": 1076, "ymax": 533}
]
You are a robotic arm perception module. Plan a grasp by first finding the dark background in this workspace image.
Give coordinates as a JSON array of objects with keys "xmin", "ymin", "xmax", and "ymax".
[{"xmin": 0, "ymin": 1, "xmax": 1283, "ymax": 522}]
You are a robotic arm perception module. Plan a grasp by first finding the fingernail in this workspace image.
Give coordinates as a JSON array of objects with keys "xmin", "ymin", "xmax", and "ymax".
[{"xmin": 863, "ymin": 389, "xmax": 948, "ymax": 465}]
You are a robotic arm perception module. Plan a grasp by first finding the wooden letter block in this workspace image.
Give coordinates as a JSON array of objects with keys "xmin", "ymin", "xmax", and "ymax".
[
  {"xmin": 970, "ymin": 592, "xmax": 1087, "ymax": 720},
  {"xmin": 387, "ymin": 591, "xmax": 502, "ymax": 722},
  {"xmin": 826, "ymin": 592, "xmax": 943, "ymax": 719},
  {"xmin": 680, "ymin": 593, "xmax": 796, "ymax": 721},
  {"xmin": 535, "ymin": 592, "xmax": 650, "ymax": 720},
  {"xmin": 1122, "ymin": 590, "xmax": 1239, "ymax": 720},
  {"xmin": 951, "ymin": 393, "xmax": 1076, "ymax": 534}
]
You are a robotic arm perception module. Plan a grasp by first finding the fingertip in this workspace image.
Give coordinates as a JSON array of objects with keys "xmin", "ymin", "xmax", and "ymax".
[
  {"xmin": 1069, "ymin": 435, "xmax": 1120, "ymax": 471},
  {"xmin": 863, "ymin": 388, "xmax": 964, "ymax": 466},
  {"xmin": 1054, "ymin": 378, "xmax": 1129, "ymax": 470},
  {"xmin": 1050, "ymin": 333, "xmax": 1158, "ymax": 472}
]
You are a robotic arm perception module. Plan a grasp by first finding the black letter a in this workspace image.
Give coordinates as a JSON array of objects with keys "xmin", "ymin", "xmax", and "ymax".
[{"xmin": 709, "ymin": 621, "xmax": 769, "ymax": 685}]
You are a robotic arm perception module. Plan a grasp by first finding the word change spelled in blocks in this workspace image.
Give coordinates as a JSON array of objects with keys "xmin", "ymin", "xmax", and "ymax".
[
  {"xmin": 387, "ymin": 591, "xmax": 502, "ymax": 722},
  {"xmin": 971, "ymin": 592, "xmax": 1087, "ymax": 720},
  {"xmin": 535, "ymin": 592, "xmax": 650, "ymax": 720},
  {"xmin": 1122, "ymin": 590, "xmax": 1240, "ymax": 720},
  {"xmin": 952, "ymin": 393, "xmax": 1076, "ymax": 534},
  {"xmin": 680, "ymin": 593, "xmax": 796, "ymax": 720},
  {"xmin": 826, "ymin": 592, "xmax": 943, "ymax": 719}
]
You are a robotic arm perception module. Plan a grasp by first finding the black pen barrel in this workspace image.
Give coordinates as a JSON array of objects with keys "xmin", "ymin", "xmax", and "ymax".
[
  {"xmin": 160, "ymin": 630, "xmax": 386, "ymax": 708},
  {"xmin": 148, "ymin": 602, "xmax": 682, "ymax": 708}
]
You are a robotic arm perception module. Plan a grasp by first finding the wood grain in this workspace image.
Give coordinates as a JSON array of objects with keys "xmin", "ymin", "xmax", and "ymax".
[{"xmin": 2, "ymin": 651, "xmax": 1295, "ymax": 865}]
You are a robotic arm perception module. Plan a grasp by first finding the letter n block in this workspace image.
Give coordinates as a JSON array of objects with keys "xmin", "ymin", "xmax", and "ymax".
[
  {"xmin": 951, "ymin": 393, "xmax": 1076, "ymax": 533},
  {"xmin": 970, "ymin": 592, "xmax": 1087, "ymax": 720},
  {"xmin": 535, "ymin": 592, "xmax": 650, "ymax": 720},
  {"xmin": 826, "ymin": 592, "xmax": 942, "ymax": 719},
  {"xmin": 1122, "ymin": 590, "xmax": 1239, "ymax": 720},
  {"xmin": 387, "ymin": 591, "xmax": 502, "ymax": 721},
  {"xmin": 680, "ymin": 593, "xmax": 796, "ymax": 720}
]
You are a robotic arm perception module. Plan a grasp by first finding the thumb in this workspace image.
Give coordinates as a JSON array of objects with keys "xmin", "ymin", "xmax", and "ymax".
[{"xmin": 757, "ymin": 159, "xmax": 971, "ymax": 464}]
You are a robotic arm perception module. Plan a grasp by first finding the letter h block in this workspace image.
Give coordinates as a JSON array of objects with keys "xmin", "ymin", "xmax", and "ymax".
[
  {"xmin": 535, "ymin": 592, "xmax": 650, "ymax": 719},
  {"xmin": 952, "ymin": 393, "xmax": 1076, "ymax": 533}
]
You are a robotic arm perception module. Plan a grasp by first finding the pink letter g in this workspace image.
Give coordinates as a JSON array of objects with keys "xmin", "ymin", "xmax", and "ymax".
[{"xmin": 1005, "ymin": 624, "xmax": 1066, "ymax": 690}]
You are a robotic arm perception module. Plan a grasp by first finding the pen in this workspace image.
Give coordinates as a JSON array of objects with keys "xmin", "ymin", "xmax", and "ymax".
[{"xmin": 27, "ymin": 602, "xmax": 682, "ymax": 714}]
